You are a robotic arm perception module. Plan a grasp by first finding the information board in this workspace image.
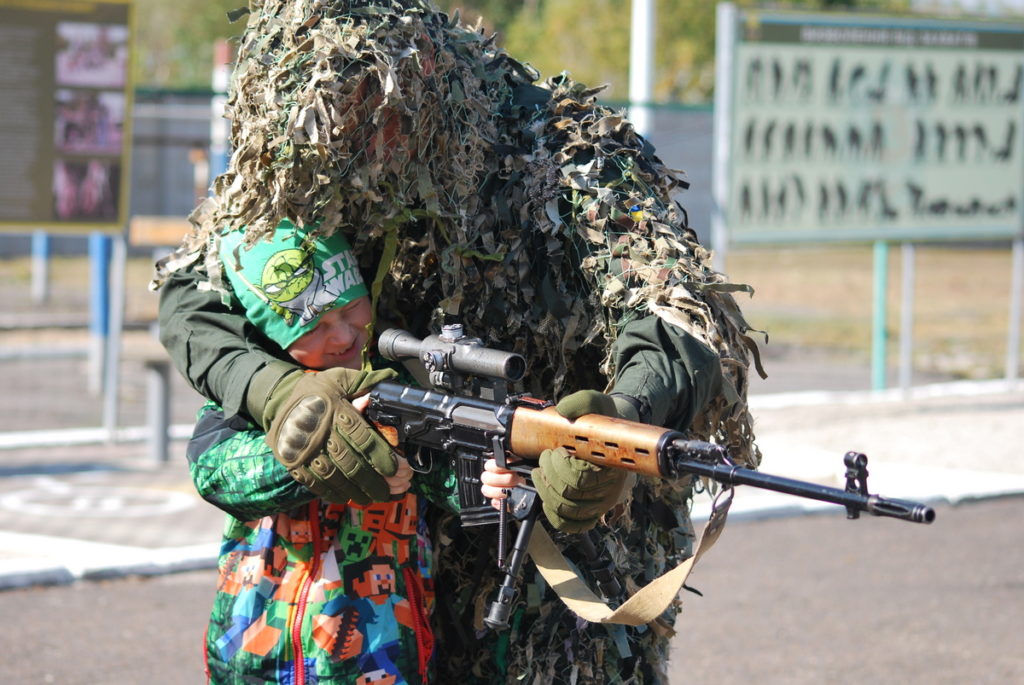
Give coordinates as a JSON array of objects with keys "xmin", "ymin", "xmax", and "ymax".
[
  {"xmin": 0, "ymin": 0, "xmax": 133, "ymax": 233},
  {"xmin": 722, "ymin": 10, "xmax": 1024, "ymax": 244}
]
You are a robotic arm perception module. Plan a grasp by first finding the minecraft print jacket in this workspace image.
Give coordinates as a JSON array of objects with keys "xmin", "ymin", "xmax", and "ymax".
[{"xmin": 187, "ymin": 403, "xmax": 438, "ymax": 685}]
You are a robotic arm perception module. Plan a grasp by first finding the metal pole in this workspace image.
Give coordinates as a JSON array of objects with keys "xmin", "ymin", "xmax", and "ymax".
[
  {"xmin": 899, "ymin": 243, "xmax": 916, "ymax": 394},
  {"xmin": 1007, "ymin": 236, "xmax": 1023, "ymax": 385},
  {"xmin": 146, "ymin": 360, "xmax": 171, "ymax": 463},
  {"xmin": 31, "ymin": 231, "xmax": 50, "ymax": 304},
  {"xmin": 88, "ymin": 233, "xmax": 111, "ymax": 396},
  {"xmin": 629, "ymin": 0, "xmax": 655, "ymax": 138},
  {"xmin": 209, "ymin": 39, "xmax": 232, "ymax": 183},
  {"xmin": 872, "ymin": 240, "xmax": 890, "ymax": 391},
  {"xmin": 102, "ymin": 232, "xmax": 126, "ymax": 439},
  {"xmin": 711, "ymin": 3, "xmax": 737, "ymax": 271}
]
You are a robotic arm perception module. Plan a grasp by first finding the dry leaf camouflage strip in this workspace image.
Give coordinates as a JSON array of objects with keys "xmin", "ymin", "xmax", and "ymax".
[{"xmin": 154, "ymin": 1, "xmax": 764, "ymax": 682}]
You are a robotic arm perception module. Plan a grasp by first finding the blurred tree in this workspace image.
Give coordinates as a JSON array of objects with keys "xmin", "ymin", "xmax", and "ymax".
[
  {"xmin": 132, "ymin": 0, "xmax": 912, "ymax": 97},
  {"xmin": 134, "ymin": 1, "xmax": 521, "ymax": 89},
  {"xmin": 435, "ymin": 0, "xmax": 524, "ymax": 36},
  {"xmin": 133, "ymin": 0, "xmax": 243, "ymax": 89},
  {"xmin": 504, "ymin": 0, "xmax": 631, "ymax": 98},
  {"xmin": 502, "ymin": 0, "xmax": 911, "ymax": 103}
]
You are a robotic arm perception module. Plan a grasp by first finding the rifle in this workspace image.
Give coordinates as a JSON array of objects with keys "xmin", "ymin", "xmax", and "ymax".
[{"xmin": 366, "ymin": 324, "xmax": 935, "ymax": 629}]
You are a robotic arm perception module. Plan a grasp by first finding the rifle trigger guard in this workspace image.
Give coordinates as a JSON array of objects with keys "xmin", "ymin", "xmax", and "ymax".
[{"xmin": 407, "ymin": 446, "xmax": 434, "ymax": 474}]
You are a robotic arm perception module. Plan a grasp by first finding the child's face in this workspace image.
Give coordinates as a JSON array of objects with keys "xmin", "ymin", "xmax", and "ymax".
[{"xmin": 286, "ymin": 296, "xmax": 373, "ymax": 370}]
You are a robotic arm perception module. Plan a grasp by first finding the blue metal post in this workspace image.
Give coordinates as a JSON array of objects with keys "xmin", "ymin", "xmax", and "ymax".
[
  {"xmin": 88, "ymin": 233, "xmax": 112, "ymax": 395},
  {"xmin": 31, "ymin": 231, "xmax": 50, "ymax": 303}
]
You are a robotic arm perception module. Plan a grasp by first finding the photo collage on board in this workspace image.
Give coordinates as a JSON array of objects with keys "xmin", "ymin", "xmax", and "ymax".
[{"xmin": 52, "ymin": 21, "xmax": 128, "ymax": 222}]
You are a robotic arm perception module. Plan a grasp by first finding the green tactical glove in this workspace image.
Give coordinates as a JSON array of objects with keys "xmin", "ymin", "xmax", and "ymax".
[
  {"xmin": 264, "ymin": 367, "xmax": 399, "ymax": 505},
  {"xmin": 531, "ymin": 390, "xmax": 638, "ymax": 533}
]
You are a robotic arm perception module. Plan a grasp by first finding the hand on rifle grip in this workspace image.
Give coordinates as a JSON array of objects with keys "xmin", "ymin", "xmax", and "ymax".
[
  {"xmin": 531, "ymin": 390, "xmax": 637, "ymax": 533},
  {"xmin": 265, "ymin": 367, "xmax": 402, "ymax": 504}
]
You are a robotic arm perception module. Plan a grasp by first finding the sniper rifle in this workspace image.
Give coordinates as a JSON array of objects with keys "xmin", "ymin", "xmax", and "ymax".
[{"xmin": 365, "ymin": 324, "xmax": 935, "ymax": 629}]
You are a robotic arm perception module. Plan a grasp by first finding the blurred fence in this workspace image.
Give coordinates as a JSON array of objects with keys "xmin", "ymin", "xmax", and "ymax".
[
  {"xmin": 0, "ymin": 91, "xmax": 217, "ymax": 454},
  {"xmin": 0, "ymin": 255, "xmax": 206, "ymax": 450}
]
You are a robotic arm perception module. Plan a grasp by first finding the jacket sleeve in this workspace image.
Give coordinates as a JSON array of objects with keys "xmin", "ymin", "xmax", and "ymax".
[
  {"xmin": 158, "ymin": 265, "xmax": 298, "ymax": 421},
  {"xmin": 609, "ymin": 315, "xmax": 723, "ymax": 431},
  {"xmin": 186, "ymin": 403, "xmax": 315, "ymax": 521}
]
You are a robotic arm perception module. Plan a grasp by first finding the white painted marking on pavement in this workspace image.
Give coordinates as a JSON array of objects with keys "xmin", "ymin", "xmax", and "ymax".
[{"xmin": 0, "ymin": 485, "xmax": 196, "ymax": 518}]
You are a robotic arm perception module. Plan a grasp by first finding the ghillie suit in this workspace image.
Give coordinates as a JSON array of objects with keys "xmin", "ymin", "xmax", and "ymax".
[{"xmin": 155, "ymin": 1, "xmax": 764, "ymax": 682}]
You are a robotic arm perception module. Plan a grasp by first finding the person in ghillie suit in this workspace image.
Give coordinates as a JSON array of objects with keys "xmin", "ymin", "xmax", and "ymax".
[{"xmin": 153, "ymin": 1, "xmax": 764, "ymax": 683}]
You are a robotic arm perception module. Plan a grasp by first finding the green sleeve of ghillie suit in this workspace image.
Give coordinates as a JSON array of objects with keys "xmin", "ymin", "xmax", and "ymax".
[
  {"xmin": 610, "ymin": 316, "xmax": 724, "ymax": 431},
  {"xmin": 186, "ymin": 402, "xmax": 314, "ymax": 521},
  {"xmin": 160, "ymin": 264, "xmax": 464, "ymax": 512},
  {"xmin": 158, "ymin": 265, "xmax": 297, "ymax": 421}
]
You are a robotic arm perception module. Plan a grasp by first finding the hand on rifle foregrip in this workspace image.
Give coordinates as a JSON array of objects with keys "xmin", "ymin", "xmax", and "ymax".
[
  {"xmin": 265, "ymin": 367, "xmax": 403, "ymax": 504},
  {"xmin": 480, "ymin": 459, "xmax": 526, "ymax": 507},
  {"xmin": 531, "ymin": 390, "xmax": 637, "ymax": 533}
]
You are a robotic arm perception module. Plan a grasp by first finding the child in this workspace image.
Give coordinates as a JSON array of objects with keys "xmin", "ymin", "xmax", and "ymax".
[{"xmin": 187, "ymin": 223, "xmax": 440, "ymax": 684}]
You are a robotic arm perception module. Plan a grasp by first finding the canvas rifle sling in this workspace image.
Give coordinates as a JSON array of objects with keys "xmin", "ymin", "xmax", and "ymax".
[{"xmin": 526, "ymin": 489, "xmax": 734, "ymax": 626}]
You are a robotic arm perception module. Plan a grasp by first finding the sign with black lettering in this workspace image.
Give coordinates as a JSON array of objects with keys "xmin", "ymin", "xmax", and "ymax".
[{"xmin": 723, "ymin": 10, "xmax": 1024, "ymax": 243}]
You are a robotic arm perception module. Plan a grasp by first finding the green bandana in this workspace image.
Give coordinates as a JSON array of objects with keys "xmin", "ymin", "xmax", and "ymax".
[{"xmin": 219, "ymin": 220, "xmax": 368, "ymax": 349}]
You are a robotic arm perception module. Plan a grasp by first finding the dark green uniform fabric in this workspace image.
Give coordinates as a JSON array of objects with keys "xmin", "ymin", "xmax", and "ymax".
[
  {"xmin": 158, "ymin": 266, "xmax": 719, "ymax": 428},
  {"xmin": 159, "ymin": 268, "xmax": 293, "ymax": 420},
  {"xmin": 611, "ymin": 316, "xmax": 724, "ymax": 431}
]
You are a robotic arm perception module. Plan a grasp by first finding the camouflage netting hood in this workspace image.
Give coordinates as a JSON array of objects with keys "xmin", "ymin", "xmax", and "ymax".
[{"xmin": 159, "ymin": 0, "xmax": 763, "ymax": 466}]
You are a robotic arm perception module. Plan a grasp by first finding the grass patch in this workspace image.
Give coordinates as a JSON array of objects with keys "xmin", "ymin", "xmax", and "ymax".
[
  {"xmin": 1, "ymin": 243, "xmax": 1019, "ymax": 380},
  {"xmin": 724, "ymin": 244, "xmax": 1019, "ymax": 379}
]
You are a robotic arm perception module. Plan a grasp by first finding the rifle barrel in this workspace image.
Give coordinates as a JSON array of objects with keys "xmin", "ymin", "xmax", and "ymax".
[{"xmin": 674, "ymin": 456, "xmax": 935, "ymax": 524}]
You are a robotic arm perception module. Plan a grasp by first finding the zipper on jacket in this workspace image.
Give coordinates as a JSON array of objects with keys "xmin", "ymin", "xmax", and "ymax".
[
  {"xmin": 202, "ymin": 627, "xmax": 211, "ymax": 683},
  {"xmin": 402, "ymin": 566, "xmax": 435, "ymax": 681},
  {"xmin": 292, "ymin": 500, "xmax": 324, "ymax": 684}
]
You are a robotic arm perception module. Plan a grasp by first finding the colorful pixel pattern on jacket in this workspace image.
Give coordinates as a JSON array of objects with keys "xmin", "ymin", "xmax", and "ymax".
[{"xmin": 187, "ymin": 404, "xmax": 437, "ymax": 684}]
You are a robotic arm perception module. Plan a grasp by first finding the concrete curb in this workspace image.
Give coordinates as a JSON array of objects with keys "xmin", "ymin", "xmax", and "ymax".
[{"xmin": 748, "ymin": 377, "xmax": 1021, "ymax": 410}]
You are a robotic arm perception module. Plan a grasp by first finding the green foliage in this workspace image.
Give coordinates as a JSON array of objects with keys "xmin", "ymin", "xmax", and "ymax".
[
  {"xmin": 434, "ymin": 0, "xmax": 524, "ymax": 36},
  {"xmin": 501, "ymin": 0, "xmax": 911, "ymax": 103},
  {"xmin": 504, "ymin": 0, "xmax": 631, "ymax": 98},
  {"xmin": 133, "ymin": 0, "xmax": 915, "ymax": 95},
  {"xmin": 133, "ymin": 0, "xmax": 243, "ymax": 89}
]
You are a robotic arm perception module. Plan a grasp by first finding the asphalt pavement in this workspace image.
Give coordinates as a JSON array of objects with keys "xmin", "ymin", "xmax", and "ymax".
[
  {"xmin": 0, "ymin": 352, "xmax": 1021, "ymax": 592},
  {"xmin": 0, "ymin": 348, "xmax": 1022, "ymax": 685},
  {"xmin": 0, "ymin": 497, "xmax": 1017, "ymax": 684}
]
